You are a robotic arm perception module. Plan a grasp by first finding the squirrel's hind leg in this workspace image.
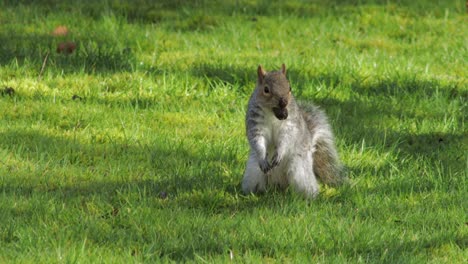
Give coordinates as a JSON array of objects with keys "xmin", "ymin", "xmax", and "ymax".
[
  {"xmin": 242, "ymin": 153, "xmax": 267, "ymax": 194},
  {"xmin": 287, "ymin": 152, "xmax": 320, "ymax": 198}
]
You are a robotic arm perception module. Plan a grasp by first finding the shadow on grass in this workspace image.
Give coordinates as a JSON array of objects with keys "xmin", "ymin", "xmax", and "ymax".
[
  {"xmin": 0, "ymin": 31, "xmax": 136, "ymax": 75},
  {"xmin": 190, "ymin": 62, "xmax": 254, "ymax": 91},
  {"xmin": 0, "ymin": 129, "xmax": 232, "ymax": 192},
  {"xmin": 2, "ymin": 0, "xmax": 456, "ymax": 22},
  {"xmin": 0, "ymin": 127, "xmax": 342, "ymax": 208}
]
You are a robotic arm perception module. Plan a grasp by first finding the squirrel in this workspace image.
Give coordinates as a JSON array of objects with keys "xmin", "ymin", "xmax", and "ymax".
[{"xmin": 242, "ymin": 64, "xmax": 346, "ymax": 198}]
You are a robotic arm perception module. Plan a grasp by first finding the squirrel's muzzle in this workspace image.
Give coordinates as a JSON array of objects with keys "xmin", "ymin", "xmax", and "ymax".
[{"xmin": 273, "ymin": 107, "xmax": 288, "ymax": 120}]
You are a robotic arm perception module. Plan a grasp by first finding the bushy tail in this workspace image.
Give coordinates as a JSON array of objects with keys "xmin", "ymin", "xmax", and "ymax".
[
  {"xmin": 313, "ymin": 136, "xmax": 347, "ymax": 186},
  {"xmin": 299, "ymin": 102, "xmax": 347, "ymax": 186}
]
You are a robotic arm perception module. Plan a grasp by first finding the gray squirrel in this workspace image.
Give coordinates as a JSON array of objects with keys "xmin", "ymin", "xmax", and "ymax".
[{"xmin": 242, "ymin": 64, "xmax": 346, "ymax": 198}]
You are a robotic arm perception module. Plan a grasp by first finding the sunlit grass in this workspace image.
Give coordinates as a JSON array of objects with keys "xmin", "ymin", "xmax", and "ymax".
[{"xmin": 0, "ymin": 0, "xmax": 466, "ymax": 263}]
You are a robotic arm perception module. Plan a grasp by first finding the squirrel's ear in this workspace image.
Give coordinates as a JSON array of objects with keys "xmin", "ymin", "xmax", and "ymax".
[
  {"xmin": 257, "ymin": 65, "xmax": 266, "ymax": 82},
  {"xmin": 281, "ymin": 64, "xmax": 287, "ymax": 76}
]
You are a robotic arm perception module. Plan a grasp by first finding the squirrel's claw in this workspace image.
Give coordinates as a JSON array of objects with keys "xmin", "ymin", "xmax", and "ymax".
[
  {"xmin": 259, "ymin": 153, "xmax": 282, "ymax": 174},
  {"xmin": 259, "ymin": 159, "xmax": 270, "ymax": 174},
  {"xmin": 270, "ymin": 152, "xmax": 282, "ymax": 168}
]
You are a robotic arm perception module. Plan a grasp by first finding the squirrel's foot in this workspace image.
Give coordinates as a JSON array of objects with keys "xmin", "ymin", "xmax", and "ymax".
[
  {"xmin": 270, "ymin": 152, "xmax": 282, "ymax": 169},
  {"xmin": 259, "ymin": 159, "xmax": 270, "ymax": 174}
]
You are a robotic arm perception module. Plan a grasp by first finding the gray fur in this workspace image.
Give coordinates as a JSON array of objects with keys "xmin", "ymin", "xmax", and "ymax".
[{"xmin": 242, "ymin": 65, "xmax": 346, "ymax": 198}]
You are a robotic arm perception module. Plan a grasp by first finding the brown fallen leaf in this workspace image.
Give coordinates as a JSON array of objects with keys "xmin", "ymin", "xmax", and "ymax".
[{"xmin": 52, "ymin": 25, "xmax": 69, "ymax": 36}]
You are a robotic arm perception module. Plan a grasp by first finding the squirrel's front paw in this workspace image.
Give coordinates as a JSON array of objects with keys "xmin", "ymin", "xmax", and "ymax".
[
  {"xmin": 270, "ymin": 152, "xmax": 282, "ymax": 168},
  {"xmin": 259, "ymin": 159, "xmax": 270, "ymax": 174}
]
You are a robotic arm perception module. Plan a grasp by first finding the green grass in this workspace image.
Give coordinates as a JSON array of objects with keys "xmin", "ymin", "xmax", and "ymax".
[{"xmin": 0, "ymin": 0, "xmax": 466, "ymax": 262}]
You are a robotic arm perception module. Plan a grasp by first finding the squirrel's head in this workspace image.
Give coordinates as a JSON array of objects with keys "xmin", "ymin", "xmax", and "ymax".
[{"xmin": 256, "ymin": 64, "xmax": 291, "ymax": 120}]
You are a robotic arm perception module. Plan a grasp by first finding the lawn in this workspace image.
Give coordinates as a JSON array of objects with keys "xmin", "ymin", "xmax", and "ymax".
[{"xmin": 0, "ymin": 0, "xmax": 466, "ymax": 262}]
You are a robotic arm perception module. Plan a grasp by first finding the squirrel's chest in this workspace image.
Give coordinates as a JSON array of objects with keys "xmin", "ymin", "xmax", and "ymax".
[{"xmin": 262, "ymin": 114, "xmax": 287, "ymax": 145}]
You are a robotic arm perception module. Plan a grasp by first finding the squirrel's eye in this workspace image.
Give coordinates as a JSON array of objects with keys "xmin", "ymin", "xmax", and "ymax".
[
  {"xmin": 264, "ymin": 86, "xmax": 270, "ymax": 93},
  {"xmin": 289, "ymin": 86, "xmax": 292, "ymax": 91}
]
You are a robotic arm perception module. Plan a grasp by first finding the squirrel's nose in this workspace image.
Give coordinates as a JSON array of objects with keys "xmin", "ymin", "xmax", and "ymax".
[{"xmin": 279, "ymin": 98, "xmax": 288, "ymax": 108}]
